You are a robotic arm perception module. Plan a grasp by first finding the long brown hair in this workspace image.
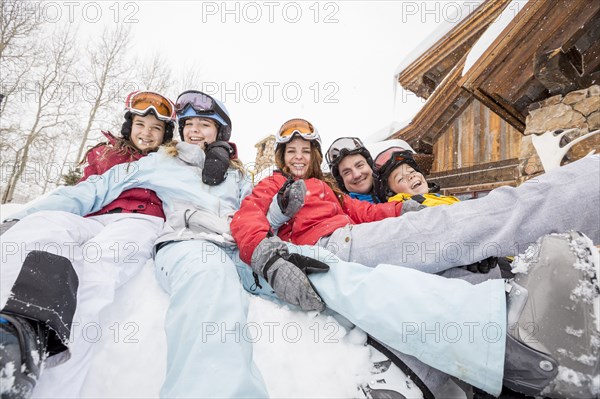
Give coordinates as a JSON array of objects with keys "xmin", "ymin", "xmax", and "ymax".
[{"xmin": 275, "ymin": 139, "xmax": 345, "ymax": 204}]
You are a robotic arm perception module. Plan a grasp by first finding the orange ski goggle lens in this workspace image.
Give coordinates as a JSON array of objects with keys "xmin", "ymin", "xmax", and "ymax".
[
  {"xmin": 126, "ymin": 91, "xmax": 176, "ymax": 122},
  {"xmin": 276, "ymin": 118, "xmax": 320, "ymax": 143}
]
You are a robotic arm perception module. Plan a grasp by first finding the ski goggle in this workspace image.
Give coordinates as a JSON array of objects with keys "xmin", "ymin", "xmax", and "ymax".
[
  {"xmin": 175, "ymin": 90, "xmax": 217, "ymax": 113},
  {"xmin": 325, "ymin": 137, "xmax": 366, "ymax": 166},
  {"xmin": 175, "ymin": 90, "xmax": 232, "ymax": 126},
  {"xmin": 125, "ymin": 91, "xmax": 176, "ymax": 122},
  {"xmin": 276, "ymin": 118, "xmax": 321, "ymax": 145}
]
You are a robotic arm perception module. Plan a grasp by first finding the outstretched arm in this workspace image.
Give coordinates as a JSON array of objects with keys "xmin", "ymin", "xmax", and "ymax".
[
  {"xmin": 231, "ymin": 174, "xmax": 286, "ymax": 264},
  {"xmin": 7, "ymin": 158, "xmax": 153, "ymax": 220}
]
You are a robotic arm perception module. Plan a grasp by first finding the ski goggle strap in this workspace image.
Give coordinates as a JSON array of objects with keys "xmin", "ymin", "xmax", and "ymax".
[
  {"xmin": 374, "ymin": 147, "xmax": 422, "ymax": 180},
  {"xmin": 325, "ymin": 137, "xmax": 366, "ymax": 166},
  {"xmin": 276, "ymin": 118, "xmax": 321, "ymax": 145},
  {"xmin": 374, "ymin": 147, "xmax": 411, "ymax": 170},
  {"xmin": 175, "ymin": 90, "xmax": 232, "ymax": 127},
  {"xmin": 125, "ymin": 91, "xmax": 176, "ymax": 122}
]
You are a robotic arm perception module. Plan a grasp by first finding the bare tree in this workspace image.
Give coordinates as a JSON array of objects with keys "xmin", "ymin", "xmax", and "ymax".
[
  {"xmin": 74, "ymin": 24, "xmax": 132, "ymax": 163},
  {"xmin": 174, "ymin": 65, "xmax": 204, "ymax": 96},
  {"xmin": 137, "ymin": 53, "xmax": 174, "ymax": 94},
  {"xmin": 2, "ymin": 26, "xmax": 77, "ymax": 203},
  {"xmin": 0, "ymin": 0, "xmax": 42, "ymax": 116}
]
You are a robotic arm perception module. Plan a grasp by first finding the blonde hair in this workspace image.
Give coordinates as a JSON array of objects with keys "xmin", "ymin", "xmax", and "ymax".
[{"xmin": 275, "ymin": 139, "xmax": 344, "ymax": 204}]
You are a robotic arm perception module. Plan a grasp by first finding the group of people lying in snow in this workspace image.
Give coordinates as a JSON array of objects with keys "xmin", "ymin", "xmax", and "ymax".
[{"xmin": 1, "ymin": 90, "xmax": 599, "ymax": 399}]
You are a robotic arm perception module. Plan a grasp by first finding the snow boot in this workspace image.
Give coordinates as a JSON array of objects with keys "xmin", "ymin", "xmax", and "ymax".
[
  {"xmin": 0, "ymin": 313, "xmax": 48, "ymax": 399},
  {"xmin": 503, "ymin": 231, "xmax": 600, "ymax": 398}
]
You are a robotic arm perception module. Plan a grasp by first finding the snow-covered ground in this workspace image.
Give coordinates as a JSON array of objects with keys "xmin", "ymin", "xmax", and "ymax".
[
  {"xmin": 77, "ymin": 258, "xmax": 374, "ymax": 398},
  {"xmin": 4, "ymin": 204, "xmax": 598, "ymax": 397}
]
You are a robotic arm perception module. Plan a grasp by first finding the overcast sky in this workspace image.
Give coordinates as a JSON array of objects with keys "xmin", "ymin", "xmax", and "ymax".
[{"xmin": 55, "ymin": 1, "xmax": 490, "ymax": 163}]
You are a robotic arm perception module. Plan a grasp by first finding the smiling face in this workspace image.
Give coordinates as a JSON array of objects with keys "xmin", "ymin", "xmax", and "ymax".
[
  {"xmin": 129, "ymin": 114, "xmax": 166, "ymax": 151},
  {"xmin": 387, "ymin": 163, "xmax": 428, "ymax": 196},
  {"xmin": 337, "ymin": 153, "xmax": 374, "ymax": 194},
  {"xmin": 284, "ymin": 137, "xmax": 312, "ymax": 178},
  {"xmin": 182, "ymin": 117, "xmax": 218, "ymax": 147}
]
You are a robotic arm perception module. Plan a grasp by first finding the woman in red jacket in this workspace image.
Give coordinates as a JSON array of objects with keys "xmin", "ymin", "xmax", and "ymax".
[
  {"xmin": 232, "ymin": 118, "xmax": 422, "ymax": 267},
  {"xmin": 231, "ymin": 118, "xmax": 420, "ymax": 311}
]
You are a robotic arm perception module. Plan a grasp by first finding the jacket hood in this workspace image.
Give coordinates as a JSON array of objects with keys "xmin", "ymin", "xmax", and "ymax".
[{"xmin": 175, "ymin": 141, "xmax": 205, "ymax": 165}]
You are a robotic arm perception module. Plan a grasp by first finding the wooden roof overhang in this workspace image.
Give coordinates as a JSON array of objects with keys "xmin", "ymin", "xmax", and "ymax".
[
  {"xmin": 393, "ymin": 59, "xmax": 472, "ymax": 153},
  {"xmin": 459, "ymin": 0, "xmax": 600, "ymax": 132}
]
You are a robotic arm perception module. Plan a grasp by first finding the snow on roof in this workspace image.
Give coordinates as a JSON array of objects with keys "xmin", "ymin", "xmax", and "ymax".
[
  {"xmin": 365, "ymin": 139, "xmax": 416, "ymax": 159},
  {"xmin": 394, "ymin": 1, "xmax": 484, "ymax": 76},
  {"xmin": 462, "ymin": 0, "xmax": 530, "ymax": 76}
]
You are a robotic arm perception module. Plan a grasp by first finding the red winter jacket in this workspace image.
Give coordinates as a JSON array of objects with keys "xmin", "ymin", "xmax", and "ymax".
[
  {"xmin": 231, "ymin": 171, "xmax": 404, "ymax": 264},
  {"xmin": 79, "ymin": 131, "xmax": 165, "ymax": 219}
]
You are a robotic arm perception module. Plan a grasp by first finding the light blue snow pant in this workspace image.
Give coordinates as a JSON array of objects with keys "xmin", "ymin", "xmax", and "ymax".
[
  {"xmin": 155, "ymin": 240, "xmax": 268, "ymax": 398},
  {"xmin": 236, "ymin": 246, "xmax": 507, "ymax": 396},
  {"xmin": 318, "ymin": 154, "xmax": 600, "ymax": 272}
]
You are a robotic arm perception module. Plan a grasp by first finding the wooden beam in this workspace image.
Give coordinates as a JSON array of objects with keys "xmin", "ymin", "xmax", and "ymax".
[
  {"xmin": 391, "ymin": 59, "xmax": 473, "ymax": 148},
  {"xmin": 535, "ymin": 47, "xmax": 585, "ymax": 95},
  {"xmin": 428, "ymin": 159, "xmax": 520, "ymax": 189}
]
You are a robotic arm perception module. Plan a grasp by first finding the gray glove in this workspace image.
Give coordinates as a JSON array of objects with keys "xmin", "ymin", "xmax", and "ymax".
[
  {"xmin": 251, "ymin": 236, "xmax": 329, "ymax": 311},
  {"xmin": 400, "ymin": 199, "xmax": 426, "ymax": 215},
  {"xmin": 0, "ymin": 219, "xmax": 19, "ymax": 236},
  {"xmin": 277, "ymin": 179, "xmax": 306, "ymax": 217}
]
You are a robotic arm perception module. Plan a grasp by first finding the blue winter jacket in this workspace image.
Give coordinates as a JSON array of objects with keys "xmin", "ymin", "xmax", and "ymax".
[{"xmin": 10, "ymin": 142, "xmax": 252, "ymax": 247}]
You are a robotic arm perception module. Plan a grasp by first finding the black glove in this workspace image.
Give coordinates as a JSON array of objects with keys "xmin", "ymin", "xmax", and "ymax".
[
  {"xmin": 277, "ymin": 178, "xmax": 306, "ymax": 217},
  {"xmin": 465, "ymin": 257, "xmax": 498, "ymax": 274},
  {"xmin": 251, "ymin": 237, "xmax": 329, "ymax": 311},
  {"xmin": 0, "ymin": 219, "xmax": 19, "ymax": 236},
  {"xmin": 203, "ymin": 141, "xmax": 234, "ymax": 186}
]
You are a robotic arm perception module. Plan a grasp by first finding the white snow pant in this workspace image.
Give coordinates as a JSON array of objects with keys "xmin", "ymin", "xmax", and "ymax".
[
  {"xmin": 0, "ymin": 211, "xmax": 163, "ymax": 398},
  {"xmin": 236, "ymin": 245, "xmax": 507, "ymax": 396},
  {"xmin": 154, "ymin": 240, "xmax": 268, "ymax": 398},
  {"xmin": 318, "ymin": 154, "xmax": 600, "ymax": 272}
]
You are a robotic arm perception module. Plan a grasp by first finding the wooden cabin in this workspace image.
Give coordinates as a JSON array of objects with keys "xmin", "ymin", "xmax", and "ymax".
[{"xmin": 391, "ymin": 0, "xmax": 600, "ymax": 198}]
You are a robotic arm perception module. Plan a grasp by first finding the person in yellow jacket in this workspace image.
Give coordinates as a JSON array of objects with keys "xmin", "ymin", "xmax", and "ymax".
[
  {"xmin": 374, "ymin": 146, "xmax": 459, "ymax": 206},
  {"xmin": 374, "ymin": 146, "xmax": 516, "ymax": 278}
]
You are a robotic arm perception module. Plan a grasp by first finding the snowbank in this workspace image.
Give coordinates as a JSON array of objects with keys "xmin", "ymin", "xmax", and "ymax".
[
  {"xmin": 75, "ymin": 259, "xmax": 374, "ymax": 398},
  {"xmin": 0, "ymin": 204, "xmax": 404, "ymax": 398}
]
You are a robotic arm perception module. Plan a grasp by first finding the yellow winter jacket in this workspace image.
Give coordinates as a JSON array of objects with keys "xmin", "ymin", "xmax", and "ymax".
[{"xmin": 387, "ymin": 192, "xmax": 460, "ymax": 207}]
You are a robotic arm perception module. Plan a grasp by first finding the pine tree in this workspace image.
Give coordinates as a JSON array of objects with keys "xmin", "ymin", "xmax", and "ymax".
[{"xmin": 62, "ymin": 168, "xmax": 82, "ymax": 186}]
